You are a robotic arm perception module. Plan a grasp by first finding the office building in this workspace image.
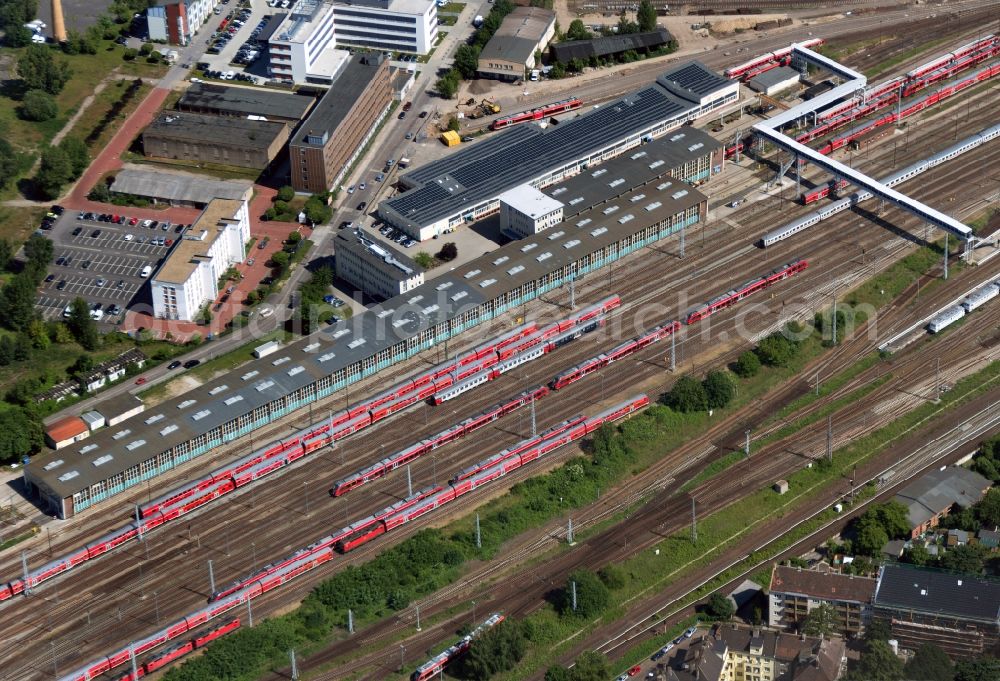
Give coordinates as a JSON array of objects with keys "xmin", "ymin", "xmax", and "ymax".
[
  {"xmin": 333, "ymin": 0, "xmax": 438, "ymax": 55},
  {"xmin": 147, "ymin": 0, "xmax": 220, "ymax": 46},
  {"xmin": 498, "ymin": 185, "xmax": 564, "ymax": 238},
  {"xmin": 289, "ymin": 53, "xmax": 392, "ymax": 193},
  {"xmin": 334, "ymin": 229, "xmax": 424, "ymax": 300}
]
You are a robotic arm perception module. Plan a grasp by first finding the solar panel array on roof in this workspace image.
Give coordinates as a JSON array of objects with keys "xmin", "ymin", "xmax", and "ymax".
[
  {"xmin": 382, "ymin": 86, "xmax": 691, "ymax": 229},
  {"xmin": 656, "ymin": 61, "xmax": 732, "ymax": 102}
]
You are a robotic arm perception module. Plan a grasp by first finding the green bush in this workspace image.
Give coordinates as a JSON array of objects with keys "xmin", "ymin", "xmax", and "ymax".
[{"xmin": 18, "ymin": 89, "xmax": 58, "ymax": 122}]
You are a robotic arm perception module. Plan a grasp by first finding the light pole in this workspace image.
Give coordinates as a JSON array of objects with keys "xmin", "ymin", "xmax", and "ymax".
[{"xmin": 471, "ymin": 599, "xmax": 477, "ymax": 626}]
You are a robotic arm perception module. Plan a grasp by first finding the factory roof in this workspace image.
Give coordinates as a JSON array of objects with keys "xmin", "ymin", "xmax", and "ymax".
[
  {"xmin": 27, "ymin": 167, "xmax": 704, "ymax": 501},
  {"xmin": 382, "ymin": 78, "xmax": 702, "ymax": 229},
  {"xmin": 334, "ymin": 229, "xmax": 420, "ymax": 281},
  {"xmin": 153, "ymin": 199, "xmax": 243, "ymax": 285},
  {"xmin": 143, "ymin": 111, "xmax": 288, "ymax": 150},
  {"xmin": 178, "ymin": 82, "xmax": 316, "ymax": 121},
  {"xmin": 873, "ymin": 563, "xmax": 1000, "ymax": 623},
  {"xmin": 498, "ymin": 185, "xmax": 564, "ymax": 218},
  {"xmin": 550, "ymin": 27, "xmax": 673, "ymax": 64},
  {"xmin": 656, "ymin": 60, "xmax": 732, "ymax": 103},
  {"xmin": 749, "ymin": 65, "xmax": 801, "ymax": 91},
  {"xmin": 894, "ymin": 466, "xmax": 992, "ymax": 529},
  {"xmin": 542, "ymin": 126, "xmax": 721, "ymax": 218},
  {"xmin": 110, "ymin": 168, "xmax": 253, "ymax": 206},
  {"xmin": 479, "ymin": 6, "xmax": 555, "ymax": 66},
  {"xmin": 290, "ymin": 53, "xmax": 385, "ymax": 148}
]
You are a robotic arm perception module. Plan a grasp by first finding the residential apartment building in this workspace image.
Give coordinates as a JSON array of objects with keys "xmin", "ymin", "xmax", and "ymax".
[
  {"xmin": 768, "ymin": 566, "xmax": 876, "ymax": 636},
  {"xmin": 289, "ymin": 53, "xmax": 392, "ymax": 193},
  {"xmin": 334, "ymin": 229, "xmax": 423, "ymax": 300},
  {"xmin": 871, "ymin": 563, "xmax": 1000, "ymax": 659},
  {"xmin": 150, "ymin": 199, "xmax": 250, "ymax": 321},
  {"xmin": 477, "ymin": 6, "xmax": 555, "ymax": 80},
  {"xmin": 333, "ymin": 0, "xmax": 437, "ymax": 54},
  {"xmin": 675, "ymin": 625, "xmax": 845, "ymax": 681},
  {"xmin": 498, "ymin": 185, "xmax": 564, "ymax": 238},
  {"xmin": 147, "ymin": 0, "xmax": 220, "ymax": 46}
]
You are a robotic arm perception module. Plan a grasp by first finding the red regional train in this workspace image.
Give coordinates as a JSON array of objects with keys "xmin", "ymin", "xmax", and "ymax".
[
  {"xmin": 490, "ymin": 97, "xmax": 583, "ymax": 130},
  {"xmin": 112, "ymin": 619, "xmax": 240, "ymax": 680},
  {"xmin": 412, "ymin": 613, "xmax": 505, "ymax": 681},
  {"xmin": 685, "ymin": 260, "xmax": 808, "ymax": 325},
  {"xmin": 549, "ymin": 321, "xmax": 680, "ymax": 390}
]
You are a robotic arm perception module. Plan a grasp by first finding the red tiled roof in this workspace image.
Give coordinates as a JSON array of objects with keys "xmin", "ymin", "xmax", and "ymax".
[{"xmin": 46, "ymin": 416, "xmax": 88, "ymax": 442}]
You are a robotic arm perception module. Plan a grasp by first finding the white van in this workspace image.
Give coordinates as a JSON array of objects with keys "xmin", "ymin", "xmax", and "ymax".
[
  {"xmin": 140, "ymin": 265, "xmax": 153, "ymax": 278},
  {"xmin": 90, "ymin": 308, "xmax": 105, "ymax": 321},
  {"xmin": 530, "ymin": 69, "xmax": 540, "ymax": 81}
]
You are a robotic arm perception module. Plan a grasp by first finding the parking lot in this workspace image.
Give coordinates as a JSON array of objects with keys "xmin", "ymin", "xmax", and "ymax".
[
  {"xmin": 35, "ymin": 211, "xmax": 188, "ymax": 326},
  {"xmin": 198, "ymin": 0, "xmax": 272, "ymax": 80}
]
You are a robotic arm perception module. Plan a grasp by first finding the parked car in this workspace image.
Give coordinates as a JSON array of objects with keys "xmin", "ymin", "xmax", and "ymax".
[
  {"xmin": 44, "ymin": 274, "xmax": 55, "ymax": 283},
  {"xmin": 71, "ymin": 227, "xmax": 82, "ymax": 236},
  {"xmin": 91, "ymin": 229, "xmax": 101, "ymax": 237},
  {"xmin": 56, "ymin": 280, "xmax": 66, "ymax": 290}
]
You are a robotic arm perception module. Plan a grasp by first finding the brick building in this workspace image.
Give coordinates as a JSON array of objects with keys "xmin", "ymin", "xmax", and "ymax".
[
  {"xmin": 894, "ymin": 466, "xmax": 992, "ymax": 538},
  {"xmin": 142, "ymin": 111, "xmax": 290, "ymax": 171},
  {"xmin": 289, "ymin": 53, "xmax": 392, "ymax": 193}
]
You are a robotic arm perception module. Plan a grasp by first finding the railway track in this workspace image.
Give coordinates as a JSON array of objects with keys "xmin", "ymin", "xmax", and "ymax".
[{"xmin": 3, "ymin": 61, "xmax": 999, "ymax": 681}]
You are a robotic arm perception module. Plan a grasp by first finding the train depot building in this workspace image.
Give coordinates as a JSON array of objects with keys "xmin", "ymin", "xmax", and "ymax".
[
  {"xmin": 379, "ymin": 60, "xmax": 736, "ymax": 241},
  {"xmin": 24, "ymin": 155, "xmax": 706, "ymax": 517}
]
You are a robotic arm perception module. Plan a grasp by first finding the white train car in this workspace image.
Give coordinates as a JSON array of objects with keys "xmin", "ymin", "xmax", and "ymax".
[
  {"xmin": 961, "ymin": 284, "xmax": 999, "ymax": 312},
  {"xmin": 927, "ymin": 306, "xmax": 965, "ymax": 333}
]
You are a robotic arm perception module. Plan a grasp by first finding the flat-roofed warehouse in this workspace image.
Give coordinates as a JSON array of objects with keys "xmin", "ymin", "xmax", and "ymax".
[
  {"xmin": 379, "ymin": 60, "xmax": 737, "ymax": 241},
  {"xmin": 477, "ymin": 6, "xmax": 556, "ymax": 81},
  {"xmin": 141, "ymin": 111, "xmax": 291, "ymax": 170},
  {"xmin": 23, "ymin": 161, "xmax": 706, "ymax": 518},
  {"xmin": 177, "ymin": 82, "xmax": 317, "ymax": 123}
]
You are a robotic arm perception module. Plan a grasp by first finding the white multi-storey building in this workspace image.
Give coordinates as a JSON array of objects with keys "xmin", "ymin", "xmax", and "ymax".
[
  {"xmin": 268, "ymin": 0, "xmax": 437, "ymax": 83},
  {"xmin": 498, "ymin": 185, "xmax": 564, "ymax": 238},
  {"xmin": 150, "ymin": 199, "xmax": 250, "ymax": 321},
  {"xmin": 333, "ymin": 0, "xmax": 437, "ymax": 55}
]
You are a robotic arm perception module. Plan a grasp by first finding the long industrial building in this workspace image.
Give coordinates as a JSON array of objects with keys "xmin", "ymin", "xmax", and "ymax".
[
  {"xmin": 24, "ymin": 146, "xmax": 708, "ymax": 517},
  {"xmin": 379, "ymin": 60, "xmax": 737, "ymax": 241}
]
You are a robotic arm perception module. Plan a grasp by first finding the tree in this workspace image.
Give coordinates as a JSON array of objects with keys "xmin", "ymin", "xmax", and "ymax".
[
  {"xmin": 18, "ymin": 89, "xmax": 58, "ymax": 122},
  {"xmin": 616, "ymin": 12, "xmax": 639, "ymax": 35},
  {"xmin": 732, "ymin": 350, "xmax": 761, "ymax": 378},
  {"xmin": 873, "ymin": 501, "xmax": 911, "ymax": 539},
  {"xmin": 665, "ymin": 374, "xmax": 708, "ymax": 413},
  {"xmin": 303, "ymin": 196, "xmax": 331, "ymax": 225},
  {"xmin": 26, "ymin": 319, "xmax": 49, "ymax": 350},
  {"xmin": 569, "ymin": 650, "xmax": 610, "ymax": 681},
  {"xmin": 955, "ymin": 657, "xmax": 1000, "ymax": 681},
  {"xmin": 550, "ymin": 61, "xmax": 566, "ymax": 78},
  {"xmin": 12, "ymin": 332, "xmax": 31, "ymax": 361},
  {"xmin": 437, "ymin": 242, "xmax": 458, "ymax": 261},
  {"xmin": 65, "ymin": 297, "xmax": 98, "ymax": 350},
  {"xmin": 454, "ymin": 44, "xmax": 481, "ymax": 79},
  {"xmin": 847, "ymin": 639, "xmax": 903, "ymax": 681},
  {"xmin": 455, "ymin": 620, "xmax": 526, "ymax": 680},
  {"xmin": 801, "ymin": 603, "xmax": 837, "ymax": 637},
  {"xmin": 0, "ymin": 238, "xmax": 10, "ymax": 271},
  {"xmin": 139, "ymin": 41, "xmax": 154, "ymax": 56},
  {"xmin": 755, "ymin": 333, "xmax": 797, "ymax": 367},
  {"xmin": 122, "ymin": 47, "xmax": 138, "ymax": 61},
  {"xmin": 270, "ymin": 250, "xmax": 290, "ymax": 274},
  {"xmin": 287, "ymin": 230, "xmax": 302, "ymax": 244},
  {"xmin": 61, "ymin": 28, "xmax": 97, "ymax": 55},
  {"xmin": 414, "ymin": 251, "xmax": 434, "ymax": 269},
  {"xmin": 0, "ymin": 139, "xmax": 21, "ymax": 191},
  {"xmin": 975, "ymin": 487, "xmax": 1000, "ymax": 528},
  {"xmin": 276, "ymin": 185, "xmax": 295, "ymax": 202},
  {"xmin": 5, "ymin": 377, "xmax": 39, "ymax": 405},
  {"xmin": 448, "ymin": 116, "xmax": 461, "ymax": 132},
  {"xmin": 637, "ymin": 0, "xmax": 657, "ymax": 31},
  {"xmin": 436, "ymin": 69, "xmax": 460, "ymax": 98},
  {"xmin": 901, "ymin": 544, "xmax": 932, "ymax": 567},
  {"xmin": 904, "ymin": 643, "xmax": 953, "ymax": 681},
  {"xmin": 864, "ymin": 618, "xmax": 891, "ymax": 643},
  {"xmin": 939, "ymin": 544, "xmax": 986, "ymax": 574},
  {"xmin": 703, "ymin": 370, "xmax": 735, "ymax": 409},
  {"xmin": 4, "ymin": 24, "xmax": 32, "ymax": 47},
  {"xmin": 17, "ymin": 44, "xmax": 72, "ymax": 95},
  {"xmin": 554, "ymin": 570, "xmax": 609, "ymax": 618},
  {"xmin": 854, "ymin": 521, "xmax": 889, "ymax": 557},
  {"xmin": 1, "ymin": 274, "xmax": 37, "ymax": 331},
  {"xmin": 565, "ymin": 19, "xmax": 591, "ymax": 41},
  {"xmin": 0, "ymin": 408, "xmax": 43, "ymax": 465},
  {"xmin": 59, "ymin": 137, "xmax": 89, "ymax": 179},
  {"xmin": 35, "ymin": 145, "xmax": 74, "ymax": 199},
  {"xmin": 22, "ymin": 234, "xmax": 53, "ymax": 279},
  {"xmin": 706, "ymin": 592, "xmax": 734, "ymax": 620}
]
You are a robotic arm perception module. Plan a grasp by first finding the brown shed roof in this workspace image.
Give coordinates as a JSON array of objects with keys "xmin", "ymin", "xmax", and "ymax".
[{"xmin": 46, "ymin": 416, "xmax": 88, "ymax": 442}]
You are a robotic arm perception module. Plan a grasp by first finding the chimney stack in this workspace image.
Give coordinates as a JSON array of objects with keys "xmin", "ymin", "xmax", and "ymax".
[{"xmin": 51, "ymin": 0, "xmax": 67, "ymax": 42}]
